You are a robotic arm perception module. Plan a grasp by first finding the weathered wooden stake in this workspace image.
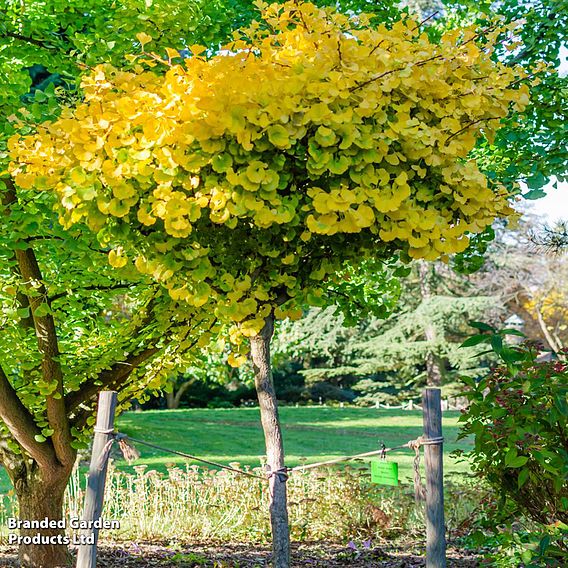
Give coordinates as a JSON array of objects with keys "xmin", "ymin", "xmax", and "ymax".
[
  {"xmin": 422, "ymin": 388, "xmax": 446, "ymax": 568},
  {"xmin": 77, "ymin": 391, "xmax": 118, "ymax": 568}
]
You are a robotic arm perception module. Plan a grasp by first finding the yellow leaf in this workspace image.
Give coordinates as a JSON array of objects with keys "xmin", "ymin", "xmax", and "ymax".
[
  {"xmin": 108, "ymin": 248, "xmax": 127, "ymax": 268},
  {"xmin": 190, "ymin": 44, "xmax": 206, "ymax": 56},
  {"xmin": 314, "ymin": 126, "xmax": 337, "ymax": 147},
  {"xmin": 165, "ymin": 47, "xmax": 180, "ymax": 60},
  {"xmin": 353, "ymin": 204, "xmax": 375, "ymax": 227},
  {"xmin": 136, "ymin": 32, "xmax": 153, "ymax": 48},
  {"xmin": 228, "ymin": 353, "xmax": 247, "ymax": 367}
]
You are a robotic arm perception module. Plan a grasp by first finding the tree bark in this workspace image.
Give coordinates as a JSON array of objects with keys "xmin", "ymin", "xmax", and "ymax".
[
  {"xmin": 13, "ymin": 464, "xmax": 73, "ymax": 568},
  {"xmin": 250, "ymin": 313, "xmax": 290, "ymax": 568},
  {"xmin": 165, "ymin": 378, "xmax": 195, "ymax": 409},
  {"xmin": 418, "ymin": 262, "xmax": 444, "ymax": 387},
  {"xmin": 535, "ymin": 303, "xmax": 563, "ymax": 354}
]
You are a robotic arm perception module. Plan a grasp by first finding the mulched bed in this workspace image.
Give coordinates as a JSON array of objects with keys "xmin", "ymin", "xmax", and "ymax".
[{"xmin": 0, "ymin": 541, "xmax": 481, "ymax": 567}]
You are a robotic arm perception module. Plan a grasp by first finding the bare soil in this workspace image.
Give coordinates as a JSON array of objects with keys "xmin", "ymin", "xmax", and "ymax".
[{"xmin": 0, "ymin": 541, "xmax": 481, "ymax": 567}]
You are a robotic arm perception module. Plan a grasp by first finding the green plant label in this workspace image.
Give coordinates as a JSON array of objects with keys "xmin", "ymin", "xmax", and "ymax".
[{"xmin": 371, "ymin": 460, "xmax": 399, "ymax": 486}]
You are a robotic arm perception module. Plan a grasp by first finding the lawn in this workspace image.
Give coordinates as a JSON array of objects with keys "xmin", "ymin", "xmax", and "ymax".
[
  {"xmin": 114, "ymin": 406, "xmax": 471, "ymax": 480},
  {"xmin": 0, "ymin": 406, "xmax": 472, "ymax": 495}
]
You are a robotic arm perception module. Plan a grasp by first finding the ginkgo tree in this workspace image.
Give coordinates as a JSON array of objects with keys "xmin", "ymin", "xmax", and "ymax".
[{"xmin": 10, "ymin": 1, "xmax": 533, "ymax": 565}]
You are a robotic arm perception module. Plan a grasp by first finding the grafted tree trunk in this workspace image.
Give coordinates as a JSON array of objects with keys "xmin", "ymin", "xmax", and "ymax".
[
  {"xmin": 418, "ymin": 261, "xmax": 444, "ymax": 387},
  {"xmin": 250, "ymin": 313, "xmax": 290, "ymax": 568},
  {"xmin": 12, "ymin": 463, "xmax": 73, "ymax": 568}
]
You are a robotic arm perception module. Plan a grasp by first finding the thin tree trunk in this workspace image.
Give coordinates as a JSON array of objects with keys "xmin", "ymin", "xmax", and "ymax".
[
  {"xmin": 418, "ymin": 262, "xmax": 444, "ymax": 387},
  {"xmin": 535, "ymin": 304, "xmax": 562, "ymax": 353},
  {"xmin": 13, "ymin": 464, "xmax": 72, "ymax": 568},
  {"xmin": 165, "ymin": 390, "xmax": 175, "ymax": 409},
  {"xmin": 250, "ymin": 313, "xmax": 290, "ymax": 568},
  {"xmin": 165, "ymin": 379, "xmax": 195, "ymax": 409}
]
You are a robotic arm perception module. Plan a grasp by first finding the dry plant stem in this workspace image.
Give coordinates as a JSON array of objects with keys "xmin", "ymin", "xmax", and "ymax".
[{"xmin": 250, "ymin": 313, "xmax": 290, "ymax": 568}]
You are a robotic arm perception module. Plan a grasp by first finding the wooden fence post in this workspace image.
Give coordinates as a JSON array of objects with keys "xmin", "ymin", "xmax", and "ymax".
[
  {"xmin": 422, "ymin": 388, "xmax": 446, "ymax": 568},
  {"xmin": 76, "ymin": 391, "xmax": 118, "ymax": 568}
]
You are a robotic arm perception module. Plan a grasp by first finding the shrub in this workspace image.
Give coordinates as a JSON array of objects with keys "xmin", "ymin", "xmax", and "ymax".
[{"xmin": 457, "ymin": 328, "xmax": 568, "ymax": 564}]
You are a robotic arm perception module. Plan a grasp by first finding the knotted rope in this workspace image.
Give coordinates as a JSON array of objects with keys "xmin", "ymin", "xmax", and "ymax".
[
  {"xmin": 266, "ymin": 466, "xmax": 289, "ymax": 482},
  {"xmin": 90, "ymin": 430, "xmax": 443, "ymax": 492},
  {"xmin": 407, "ymin": 436, "xmax": 444, "ymax": 503}
]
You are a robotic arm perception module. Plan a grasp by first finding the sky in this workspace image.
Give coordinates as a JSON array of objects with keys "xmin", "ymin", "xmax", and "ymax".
[{"xmin": 524, "ymin": 180, "xmax": 568, "ymax": 224}]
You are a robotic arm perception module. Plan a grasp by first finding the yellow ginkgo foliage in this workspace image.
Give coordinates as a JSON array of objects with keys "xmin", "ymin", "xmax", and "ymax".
[
  {"xmin": 10, "ymin": 1, "xmax": 531, "ymax": 353},
  {"xmin": 523, "ymin": 288, "xmax": 568, "ymax": 353}
]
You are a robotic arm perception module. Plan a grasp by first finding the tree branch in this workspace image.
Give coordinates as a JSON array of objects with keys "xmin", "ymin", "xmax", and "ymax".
[
  {"xmin": 0, "ymin": 363, "xmax": 58, "ymax": 469},
  {"xmin": 327, "ymin": 288, "xmax": 365, "ymax": 311},
  {"xmin": 66, "ymin": 346, "xmax": 160, "ymax": 418},
  {"xmin": 50, "ymin": 283, "xmax": 133, "ymax": 303},
  {"xmin": 173, "ymin": 379, "xmax": 196, "ymax": 408},
  {"xmin": 445, "ymin": 117, "xmax": 500, "ymax": 143},
  {"xmin": 1, "ymin": 30, "xmax": 58, "ymax": 51},
  {"xmin": 535, "ymin": 304, "xmax": 562, "ymax": 353},
  {"xmin": 4, "ymin": 178, "xmax": 74, "ymax": 467}
]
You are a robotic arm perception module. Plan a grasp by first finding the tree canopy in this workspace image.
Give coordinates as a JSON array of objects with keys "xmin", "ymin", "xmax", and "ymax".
[
  {"xmin": 9, "ymin": 1, "xmax": 531, "ymax": 360},
  {"xmin": 3, "ymin": 0, "xmax": 566, "ymax": 565}
]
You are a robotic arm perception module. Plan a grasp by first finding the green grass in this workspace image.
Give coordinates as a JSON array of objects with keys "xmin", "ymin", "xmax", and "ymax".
[
  {"xmin": 0, "ymin": 406, "xmax": 472, "ymax": 495},
  {"xmin": 115, "ymin": 406, "xmax": 471, "ymax": 479}
]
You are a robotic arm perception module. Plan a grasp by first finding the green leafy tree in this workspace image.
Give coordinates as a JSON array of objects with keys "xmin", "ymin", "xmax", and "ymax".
[
  {"xmin": 274, "ymin": 262, "xmax": 502, "ymax": 404},
  {"xmin": 0, "ymin": 2, "xmax": 248, "ymax": 566},
  {"xmin": 351, "ymin": 263, "xmax": 500, "ymax": 399}
]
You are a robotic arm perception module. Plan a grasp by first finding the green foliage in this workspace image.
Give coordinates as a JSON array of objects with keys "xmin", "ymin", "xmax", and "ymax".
[
  {"xmin": 452, "ymin": 226, "xmax": 496, "ymax": 275},
  {"xmin": 0, "ymin": 0, "xmax": 243, "ymax": 489},
  {"xmin": 274, "ymin": 263, "xmax": 501, "ymax": 404},
  {"xmin": 457, "ymin": 332, "xmax": 568, "ymax": 564},
  {"xmin": 326, "ymin": 259, "xmax": 401, "ymax": 326},
  {"xmin": 352, "ymin": 296, "xmax": 496, "ymax": 388},
  {"xmin": 0, "ymin": 0, "xmax": 245, "ymax": 174},
  {"xmin": 468, "ymin": 524, "xmax": 568, "ymax": 568},
  {"xmin": 441, "ymin": 0, "xmax": 567, "ymax": 194}
]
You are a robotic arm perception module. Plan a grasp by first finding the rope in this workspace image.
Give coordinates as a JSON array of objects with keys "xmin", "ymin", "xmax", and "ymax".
[
  {"xmin": 91, "ymin": 430, "xmax": 443, "ymax": 488},
  {"xmin": 407, "ymin": 436, "xmax": 443, "ymax": 503},
  {"xmin": 288, "ymin": 444, "xmax": 408, "ymax": 473},
  {"xmin": 288, "ymin": 436, "xmax": 443, "ymax": 474},
  {"xmin": 93, "ymin": 427, "xmax": 115, "ymax": 434},
  {"xmin": 116, "ymin": 433, "xmax": 140, "ymax": 462},
  {"xmin": 408, "ymin": 438, "xmax": 426, "ymax": 502},
  {"xmin": 120, "ymin": 434, "xmax": 268, "ymax": 481},
  {"xmin": 266, "ymin": 467, "xmax": 289, "ymax": 482},
  {"xmin": 418, "ymin": 436, "xmax": 444, "ymax": 446}
]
